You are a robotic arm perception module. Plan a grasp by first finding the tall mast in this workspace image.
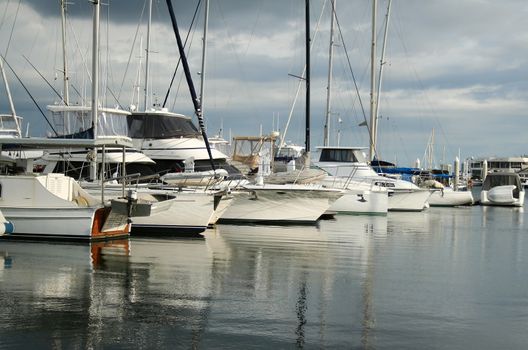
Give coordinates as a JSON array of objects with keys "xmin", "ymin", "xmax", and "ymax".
[
  {"xmin": 0, "ymin": 58, "xmax": 16, "ymax": 118},
  {"xmin": 199, "ymin": 0, "xmax": 209, "ymax": 117},
  {"xmin": 0, "ymin": 56, "xmax": 21, "ymax": 136},
  {"xmin": 304, "ymin": 0, "xmax": 311, "ymax": 164},
  {"xmin": 91, "ymin": 0, "xmax": 100, "ymax": 138},
  {"xmin": 60, "ymin": 0, "xmax": 70, "ymax": 106},
  {"xmin": 323, "ymin": 0, "xmax": 336, "ymax": 147},
  {"xmin": 90, "ymin": 0, "xmax": 100, "ymax": 182},
  {"xmin": 374, "ymin": 0, "xmax": 391, "ymax": 136},
  {"xmin": 143, "ymin": 0, "xmax": 152, "ymax": 111},
  {"xmin": 368, "ymin": 0, "xmax": 377, "ymax": 161},
  {"xmin": 165, "ymin": 0, "xmax": 216, "ymax": 171}
]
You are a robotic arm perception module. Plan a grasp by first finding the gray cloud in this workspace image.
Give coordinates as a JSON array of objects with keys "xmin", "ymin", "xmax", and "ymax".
[{"xmin": 1, "ymin": 0, "xmax": 528, "ymax": 166}]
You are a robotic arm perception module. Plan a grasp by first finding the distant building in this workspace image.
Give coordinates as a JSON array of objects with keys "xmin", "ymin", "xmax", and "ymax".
[{"xmin": 467, "ymin": 156, "xmax": 528, "ymax": 186}]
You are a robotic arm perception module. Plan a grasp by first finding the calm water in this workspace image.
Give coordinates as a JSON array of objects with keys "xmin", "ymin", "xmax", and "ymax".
[{"xmin": 1, "ymin": 202, "xmax": 528, "ymax": 349}]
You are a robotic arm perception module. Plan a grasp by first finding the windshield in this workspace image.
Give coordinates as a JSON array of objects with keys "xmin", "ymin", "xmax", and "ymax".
[{"xmin": 128, "ymin": 113, "xmax": 200, "ymax": 139}]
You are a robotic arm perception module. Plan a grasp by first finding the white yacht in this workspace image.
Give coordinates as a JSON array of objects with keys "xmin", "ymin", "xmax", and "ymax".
[
  {"xmin": 314, "ymin": 147, "xmax": 431, "ymax": 212},
  {"xmin": 480, "ymin": 172, "xmax": 525, "ymax": 207},
  {"xmin": 127, "ymin": 108, "xmax": 240, "ymax": 177},
  {"xmin": 0, "ymin": 137, "xmax": 148, "ymax": 241},
  {"xmin": 83, "ymin": 184, "xmax": 222, "ymax": 236},
  {"xmin": 218, "ymin": 183, "xmax": 343, "ymax": 225}
]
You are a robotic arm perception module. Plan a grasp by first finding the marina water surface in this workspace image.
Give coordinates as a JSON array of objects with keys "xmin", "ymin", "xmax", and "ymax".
[{"xmin": 1, "ymin": 204, "xmax": 527, "ymax": 349}]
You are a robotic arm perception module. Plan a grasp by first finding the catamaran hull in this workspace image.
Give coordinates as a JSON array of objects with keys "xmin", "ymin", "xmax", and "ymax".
[{"xmin": 218, "ymin": 187, "xmax": 341, "ymax": 224}]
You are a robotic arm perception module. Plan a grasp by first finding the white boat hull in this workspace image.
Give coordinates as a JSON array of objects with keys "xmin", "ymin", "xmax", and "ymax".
[
  {"xmin": 319, "ymin": 176, "xmax": 388, "ymax": 215},
  {"xmin": 0, "ymin": 174, "xmax": 130, "ymax": 240},
  {"xmin": 131, "ymin": 192, "xmax": 216, "ymax": 234},
  {"xmin": 388, "ymin": 189, "xmax": 432, "ymax": 212},
  {"xmin": 480, "ymin": 185, "xmax": 525, "ymax": 207},
  {"xmin": 428, "ymin": 188, "xmax": 474, "ymax": 207},
  {"xmin": 83, "ymin": 185, "xmax": 218, "ymax": 235},
  {"xmin": 329, "ymin": 189, "xmax": 388, "ymax": 215},
  {"xmin": 219, "ymin": 185, "xmax": 341, "ymax": 224}
]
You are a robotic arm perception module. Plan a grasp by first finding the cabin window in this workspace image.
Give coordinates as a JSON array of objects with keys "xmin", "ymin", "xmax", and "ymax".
[
  {"xmin": 127, "ymin": 114, "xmax": 200, "ymax": 139},
  {"xmin": 319, "ymin": 149, "xmax": 358, "ymax": 162}
]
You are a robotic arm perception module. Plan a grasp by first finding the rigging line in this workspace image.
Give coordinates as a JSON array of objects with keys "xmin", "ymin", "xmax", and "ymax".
[
  {"xmin": 393, "ymin": 10, "xmax": 453, "ymax": 157},
  {"xmin": 4, "ymin": 0, "xmax": 21, "ymax": 57},
  {"xmin": 2, "ymin": 54, "xmax": 59, "ymax": 136},
  {"xmin": 23, "ymin": 55, "xmax": 66, "ymax": 105},
  {"xmin": 215, "ymin": 1, "xmax": 261, "ymax": 120},
  {"xmin": 242, "ymin": 0, "xmax": 263, "ymax": 57},
  {"xmin": 116, "ymin": 0, "xmax": 146, "ymax": 102},
  {"xmin": 69, "ymin": 83, "xmax": 84, "ymax": 104},
  {"xmin": 0, "ymin": 0, "xmax": 10, "ymax": 33},
  {"xmin": 165, "ymin": 0, "xmax": 216, "ymax": 171},
  {"xmin": 170, "ymin": 14, "xmax": 199, "ymax": 111},
  {"xmin": 106, "ymin": 87, "xmax": 124, "ymax": 110},
  {"xmin": 333, "ymin": 5, "xmax": 374, "ymax": 152},
  {"xmin": 278, "ymin": 0, "xmax": 327, "ymax": 153},
  {"xmin": 67, "ymin": 14, "xmax": 92, "ymax": 90},
  {"xmin": 171, "ymin": 20, "xmax": 198, "ymax": 110},
  {"xmin": 162, "ymin": 0, "xmax": 202, "ymax": 108}
]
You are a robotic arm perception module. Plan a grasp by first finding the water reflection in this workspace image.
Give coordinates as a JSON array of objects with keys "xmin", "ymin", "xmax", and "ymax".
[
  {"xmin": 1, "ymin": 207, "xmax": 528, "ymax": 348},
  {"xmin": 206, "ymin": 215, "xmax": 388, "ymax": 348}
]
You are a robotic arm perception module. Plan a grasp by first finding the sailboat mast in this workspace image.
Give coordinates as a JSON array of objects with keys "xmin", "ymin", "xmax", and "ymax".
[
  {"xmin": 91, "ymin": 0, "xmax": 100, "ymax": 138},
  {"xmin": 143, "ymin": 0, "xmax": 152, "ymax": 111},
  {"xmin": 0, "ymin": 56, "xmax": 21, "ymax": 137},
  {"xmin": 90, "ymin": 0, "xmax": 100, "ymax": 182},
  {"xmin": 305, "ymin": 0, "xmax": 311, "ymax": 162},
  {"xmin": 165, "ymin": 0, "xmax": 216, "ymax": 171},
  {"xmin": 60, "ymin": 0, "xmax": 70, "ymax": 106},
  {"xmin": 368, "ymin": 0, "xmax": 377, "ymax": 161},
  {"xmin": 0, "ymin": 59, "xmax": 16, "ymax": 118},
  {"xmin": 199, "ymin": 0, "xmax": 209, "ymax": 117},
  {"xmin": 374, "ymin": 0, "xmax": 391, "ymax": 125},
  {"xmin": 324, "ymin": 0, "xmax": 336, "ymax": 147}
]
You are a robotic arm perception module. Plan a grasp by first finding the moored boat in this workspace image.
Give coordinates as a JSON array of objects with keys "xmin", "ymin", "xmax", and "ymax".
[
  {"xmin": 218, "ymin": 183, "xmax": 343, "ymax": 225},
  {"xmin": 480, "ymin": 172, "xmax": 525, "ymax": 207},
  {"xmin": 0, "ymin": 137, "xmax": 149, "ymax": 241},
  {"xmin": 314, "ymin": 146, "xmax": 430, "ymax": 212}
]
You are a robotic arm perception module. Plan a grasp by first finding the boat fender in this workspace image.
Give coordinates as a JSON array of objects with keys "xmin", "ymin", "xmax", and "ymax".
[
  {"xmin": 0, "ymin": 221, "xmax": 15, "ymax": 235},
  {"xmin": 126, "ymin": 190, "xmax": 138, "ymax": 223}
]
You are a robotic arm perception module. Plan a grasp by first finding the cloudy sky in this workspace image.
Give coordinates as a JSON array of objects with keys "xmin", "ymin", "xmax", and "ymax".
[{"xmin": 0, "ymin": 0, "xmax": 527, "ymax": 166}]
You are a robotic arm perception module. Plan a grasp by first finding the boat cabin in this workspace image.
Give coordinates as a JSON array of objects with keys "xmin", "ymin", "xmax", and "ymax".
[
  {"xmin": 316, "ymin": 146, "xmax": 368, "ymax": 164},
  {"xmin": 482, "ymin": 172, "xmax": 522, "ymax": 196},
  {"xmin": 128, "ymin": 108, "xmax": 201, "ymax": 139}
]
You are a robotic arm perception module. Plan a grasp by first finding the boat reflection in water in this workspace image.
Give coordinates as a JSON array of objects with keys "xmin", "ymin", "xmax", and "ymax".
[
  {"xmin": 206, "ymin": 215, "xmax": 389, "ymax": 348},
  {"xmin": 2, "ymin": 205, "xmax": 528, "ymax": 348}
]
